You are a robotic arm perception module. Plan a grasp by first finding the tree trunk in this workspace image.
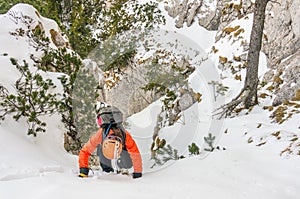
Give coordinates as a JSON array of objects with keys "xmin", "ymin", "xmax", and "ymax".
[
  {"xmin": 216, "ymin": 0, "xmax": 271, "ymax": 118},
  {"xmin": 244, "ymin": 0, "xmax": 270, "ymax": 108}
]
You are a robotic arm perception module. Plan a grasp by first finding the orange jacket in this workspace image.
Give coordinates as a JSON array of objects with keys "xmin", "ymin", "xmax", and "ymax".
[{"xmin": 79, "ymin": 128, "xmax": 143, "ymax": 173}]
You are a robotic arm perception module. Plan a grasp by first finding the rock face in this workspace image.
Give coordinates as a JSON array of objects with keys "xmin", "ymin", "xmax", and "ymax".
[
  {"xmin": 270, "ymin": 50, "xmax": 300, "ymax": 106},
  {"xmin": 165, "ymin": 0, "xmax": 200, "ymax": 28},
  {"xmin": 50, "ymin": 29, "xmax": 69, "ymax": 48},
  {"xmin": 164, "ymin": 0, "xmax": 255, "ymax": 31},
  {"xmin": 164, "ymin": 0, "xmax": 221, "ymax": 30},
  {"xmin": 217, "ymin": 0, "xmax": 254, "ymax": 34},
  {"xmin": 98, "ymin": 63, "xmax": 156, "ymax": 118},
  {"xmin": 98, "ymin": 58, "xmax": 197, "ymax": 120},
  {"xmin": 262, "ymin": 0, "xmax": 300, "ymax": 105},
  {"xmin": 263, "ymin": 0, "xmax": 300, "ymax": 69}
]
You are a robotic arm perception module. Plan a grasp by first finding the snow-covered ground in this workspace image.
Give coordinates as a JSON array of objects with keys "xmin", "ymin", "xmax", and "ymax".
[{"xmin": 0, "ymin": 3, "xmax": 299, "ymax": 199}]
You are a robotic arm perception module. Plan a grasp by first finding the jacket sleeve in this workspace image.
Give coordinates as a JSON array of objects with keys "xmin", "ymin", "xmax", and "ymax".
[
  {"xmin": 79, "ymin": 128, "xmax": 102, "ymax": 168},
  {"xmin": 125, "ymin": 132, "xmax": 143, "ymax": 173}
]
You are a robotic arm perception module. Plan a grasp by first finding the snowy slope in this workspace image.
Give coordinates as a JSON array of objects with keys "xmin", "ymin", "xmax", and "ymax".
[
  {"xmin": 1, "ymin": 112, "xmax": 299, "ymax": 199},
  {"xmin": 0, "ymin": 3, "xmax": 300, "ymax": 199}
]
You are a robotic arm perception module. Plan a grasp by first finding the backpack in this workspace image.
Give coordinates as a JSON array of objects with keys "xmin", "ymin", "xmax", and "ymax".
[{"xmin": 97, "ymin": 106, "xmax": 126, "ymax": 150}]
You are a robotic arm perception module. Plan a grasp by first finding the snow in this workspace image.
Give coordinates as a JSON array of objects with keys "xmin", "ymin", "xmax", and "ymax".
[
  {"xmin": 157, "ymin": 0, "xmax": 217, "ymax": 52},
  {"xmin": 0, "ymin": 3, "xmax": 300, "ymax": 199}
]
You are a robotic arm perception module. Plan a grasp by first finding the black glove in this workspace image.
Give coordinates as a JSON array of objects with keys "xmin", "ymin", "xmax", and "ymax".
[
  {"xmin": 79, "ymin": 167, "xmax": 89, "ymax": 178},
  {"xmin": 132, "ymin": 172, "xmax": 142, "ymax": 179}
]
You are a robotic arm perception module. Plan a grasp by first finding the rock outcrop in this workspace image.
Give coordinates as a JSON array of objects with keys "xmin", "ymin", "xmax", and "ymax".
[
  {"xmin": 97, "ymin": 62, "xmax": 156, "ymax": 118},
  {"xmin": 164, "ymin": 0, "xmax": 222, "ymax": 30},
  {"xmin": 262, "ymin": 0, "xmax": 300, "ymax": 105},
  {"xmin": 263, "ymin": 0, "xmax": 300, "ymax": 69},
  {"xmin": 267, "ymin": 50, "xmax": 300, "ymax": 106}
]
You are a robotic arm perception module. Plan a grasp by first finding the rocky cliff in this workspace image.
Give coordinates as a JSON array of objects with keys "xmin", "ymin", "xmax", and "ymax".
[
  {"xmin": 164, "ymin": 0, "xmax": 299, "ymax": 105},
  {"xmin": 263, "ymin": 0, "xmax": 300, "ymax": 105}
]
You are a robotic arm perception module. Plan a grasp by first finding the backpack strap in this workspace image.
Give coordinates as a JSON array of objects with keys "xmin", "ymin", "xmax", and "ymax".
[
  {"xmin": 116, "ymin": 123, "xmax": 126, "ymax": 149},
  {"xmin": 102, "ymin": 122, "xmax": 112, "ymax": 143}
]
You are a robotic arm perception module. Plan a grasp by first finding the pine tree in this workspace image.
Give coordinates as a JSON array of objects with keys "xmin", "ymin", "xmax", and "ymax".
[
  {"xmin": 150, "ymin": 137, "xmax": 180, "ymax": 168},
  {"xmin": 188, "ymin": 143, "xmax": 200, "ymax": 155},
  {"xmin": 0, "ymin": 59, "xmax": 58, "ymax": 136},
  {"xmin": 204, "ymin": 133, "xmax": 216, "ymax": 152}
]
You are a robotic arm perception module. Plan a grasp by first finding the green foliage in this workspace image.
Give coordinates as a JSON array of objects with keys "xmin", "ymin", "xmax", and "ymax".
[
  {"xmin": 66, "ymin": 0, "xmax": 101, "ymax": 58},
  {"xmin": 0, "ymin": 1, "xmax": 11, "ymax": 14},
  {"xmin": 39, "ymin": 46, "xmax": 99, "ymax": 144},
  {"xmin": 37, "ymin": 44, "xmax": 100, "ymax": 146},
  {"xmin": 208, "ymin": 81, "xmax": 228, "ymax": 101},
  {"xmin": 0, "ymin": 47, "xmax": 98, "ymax": 144},
  {"xmin": 23, "ymin": 17, "xmax": 84, "ymax": 142},
  {"xmin": 151, "ymin": 144, "xmax": 179, "ymax": 168},
  {"xmin": 1, "ymin": 0, "xmax": 165, "ymax": 59},
  {"xmin": 0, "ymin": 0, "xmax": 61, "ymax": 22},
  {"xmin": 89, "ymin": 31, "xmax": 139, "ymax": 71},
  {"xmin": 204, "ymin": 133, "xmax": 216, "ymax": 152},
  {"xmin": 53, "ymin": 53, "xmax": 81, "ymax": 142},
  {"xmin": 188, "ymin": 142, "xmax": 200, "ymax": 155},
  {"xmin": 0, "ymin": 59, "xmax": 58, "ymax": 136},
  {"xmin": 0, "ymin": 9, "xmax": 85, "ymax": 142},
  {"xmin": 40, "ymin": 47, "xmax": 81, "ymax": 75},
  {"xmin": 71, "ymin": 65, "xmax": 100, "ymax": 143},
  {"xmin": 90, "ymin": 1, "xmax": 165, "ymax": 70},
  {"xmin": 150, "ymin": 137, "xmax": 180, "ymax": 168},
  {"xmin": 95, "ymin": 1, "xmax": 165, "ymax": 40},
  {"xmin": 260, "ymin": 81, "xmax": 268, "ymax": 87}
]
